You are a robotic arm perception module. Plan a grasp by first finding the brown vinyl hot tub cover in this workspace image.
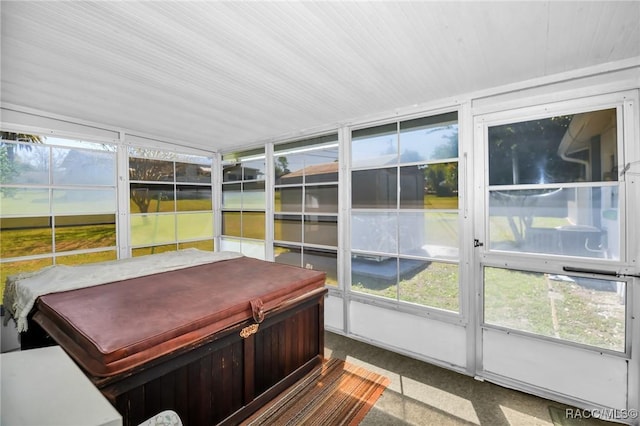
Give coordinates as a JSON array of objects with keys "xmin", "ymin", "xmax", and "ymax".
[{"xmin": 33, "ymin": 256, "xmax": 326, "ymax": 377}]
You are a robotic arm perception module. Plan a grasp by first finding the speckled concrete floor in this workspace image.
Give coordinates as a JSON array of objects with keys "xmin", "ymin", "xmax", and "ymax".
[{"xmin": 324, "ymin": 331, "xmax": 616, "ymax": 426}]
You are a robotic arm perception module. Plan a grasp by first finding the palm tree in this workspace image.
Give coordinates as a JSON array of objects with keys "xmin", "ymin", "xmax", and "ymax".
[
  {"xmin": 1, "ymin": 132, "xmax": 45, "ymax": 194},
  {"xmin": 0, "ymin": 132, "xmax": 44, "ymax": 162}
]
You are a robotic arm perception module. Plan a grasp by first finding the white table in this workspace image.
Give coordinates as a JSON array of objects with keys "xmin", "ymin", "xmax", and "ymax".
[{"xmin": 1, "ymin": 345, "xmax": 122, "ymax": 426}]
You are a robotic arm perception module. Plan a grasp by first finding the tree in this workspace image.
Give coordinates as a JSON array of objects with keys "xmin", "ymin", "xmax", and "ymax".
[
  {"xmin": 487, "ymin": 116, "xmax": 576, "ymax": 245},
  {"xmin": 274, "ymin": 156, "xmax": 290, "ymax": 181},
  {"xmin": 0, "ymin": 132, "xmax": 43, "ymax": 162},
  {"xmin": 129, "ymin": 157, "xmax": 174, "ymax": 214},
  {"xmin": 488, "ymin": 116, "xmax": 575, "ymax": 185},
  {"xmin": 1, "ymin": 132, "xmax": 44, "ymax": 197},
  {"xmin": 0, "ymin": 145, "xmax": 18, "ymax": 197}
]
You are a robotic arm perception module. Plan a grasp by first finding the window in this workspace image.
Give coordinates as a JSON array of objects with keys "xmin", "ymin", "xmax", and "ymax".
[
  {"xmin": 484, "ymin": 267, "xmax": 625, "ymax": 351},
  {"xmin": 128, "ymin": 148, "xmax": 213, "ymax": 256},
  {"xmin": 483, "ymin": 105, "xmax": 627, "ymax": 352},
  {"xmin": 0, "ymin": 132, "xmax": 117, "ymax": 302},
  {"xmin": 273, "ymin": 135, "xmax": 339, "ymax": 286},
  {"xmin": 350, "ymin": 112, "xmax": 460, "ymax": 311},
  {"xmin": 221, "ymin": 148, "xmax": 266, "ymax": 259},
  {"xmin": 487, "ymin": 108, "xmax": 620, "ymax": 259}
]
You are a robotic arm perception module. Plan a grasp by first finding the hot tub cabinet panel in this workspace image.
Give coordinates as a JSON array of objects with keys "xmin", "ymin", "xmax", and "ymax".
[{"xmin": 97, "ymin": 290, "xmax": 325, "ymax": 426}]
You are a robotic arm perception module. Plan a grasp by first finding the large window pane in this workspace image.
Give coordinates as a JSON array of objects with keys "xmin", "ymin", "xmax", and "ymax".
[
  {"xmin": 351, "ymin": 113, "xmax": 460, "ymax": 310},
  {"xmin": 489, "ymin": 187, "xmax": 618, "ymax": 259},
  {"xmin": 53, "ymin": 189, "xmax": 116, "ymax": 214},
  {"xmin": 0, "ymin": 141, "xmax": 49, "ymax": 184},
  {"xmin": 129, "ymin": 150, "xmax": 213, "ymax": 254},
  {"xmin": 130, "ymin": 214, "xmax": 176, "ymax": 246},
  {"xmin": 53, "ymin": 148, "xmax": 115, "ymax": 185},
  {"xmin": 399, "ymin": 261, "xmax": 459, "ymax": 311},
  {"xmin": 130, "ymin": 184, "xmax": 174, "ymax": 214},
  {"xmin": 351, "ymin": 212, "xmax": 397, "ymax": 254},
  {"xmin": 54, "ymin": 214, "xmax": 116, "ymax": 252},
  {"xmin": 304, "ymin": 215, "xmax": 337, "ymax": 246},
  {"xmin": 0, "ymin": 217, "xmax": 52, "ymax": 257},
  {"xmin": 0, "ymin": 188, "xmax": 49, "ymax": 215},
  {"xmin": 352, "ymin": 123, "xmax": 398, "ymax": 168},
  {"xmin": 177, "ymin": 212, "xmax": 213, "ymax": 240},
  {"xmin": 352, "ymin": 168, "xmax": 397, "ymax": 209},
  {"xmin": 305, "ymin": 185, "xmax": 338, "ymax": 213},
  {"xmin": 488, "ymin": 108, "xmax": 617, "ymax": 185},
  {"xmin": 399, "ymin": 113, "xmax": 458, "ymax": 163},
  {"xmin": 484, "ymin": 267, "xmax": 625, "ymax": 351},
  {"xmin": 176, "ymin": 185, "xmax": 212, "ymax": 211}
]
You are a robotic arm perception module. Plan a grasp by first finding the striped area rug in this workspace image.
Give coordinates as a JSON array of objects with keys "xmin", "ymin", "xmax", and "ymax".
[{"xmin": 242, "ymin": 358, "xmax": 390, "ymax": 426}]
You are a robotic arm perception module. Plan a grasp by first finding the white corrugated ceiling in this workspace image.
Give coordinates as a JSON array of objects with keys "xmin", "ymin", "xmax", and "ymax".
[{"xmin": 1, "ymin": 1, "xmax": 639, "ymax": 152}]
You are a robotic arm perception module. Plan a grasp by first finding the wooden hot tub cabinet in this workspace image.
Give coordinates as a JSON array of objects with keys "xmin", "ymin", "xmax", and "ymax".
[
  {"xmin": 103, "ymin": 288, "xmax": 325, "ymax": 426},
  {"xmin": 31, "ymin": 256, "xmax": 327, "ymax": 426}
]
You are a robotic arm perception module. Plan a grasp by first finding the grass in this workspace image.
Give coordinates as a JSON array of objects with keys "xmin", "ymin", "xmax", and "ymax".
[
  {"xmin": 551, "ymin": 279, "xmax": 625, "ymax": 350},
  {"xmin": 351, "ymin": 261, "xmax": 459, "ymax": 312},
  {"xmin": 1, "ymin": 226, "xmax": 53, "ymax": 258},
  {"xmin": 424, "ymin": 195, "xmax": 457, "ymax": 209},
  {"xmin": 484, "ymin": 267, "xmax": 555, "ymax": 335},
  {"xmin": 222, "ymin": 211, "xmax": 265, "ymax": 239},
  {"xmin": 484, "ymin": 267, "xmax": 625, "ymax": 351}
]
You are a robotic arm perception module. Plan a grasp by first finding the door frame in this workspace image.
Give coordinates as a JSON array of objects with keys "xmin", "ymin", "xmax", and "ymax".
[{"xmin": 470, "ymin": 89, "xmax": 639, "ymax": 419}]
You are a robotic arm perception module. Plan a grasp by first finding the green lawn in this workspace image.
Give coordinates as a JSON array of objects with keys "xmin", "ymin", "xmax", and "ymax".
[
  {"xmin": 485, "ymin": 267, "xmax": 625, "ymax": 351},
  {"xmin": 351, "ymin": 261, "xmax": 459, "ymax": 312}
]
